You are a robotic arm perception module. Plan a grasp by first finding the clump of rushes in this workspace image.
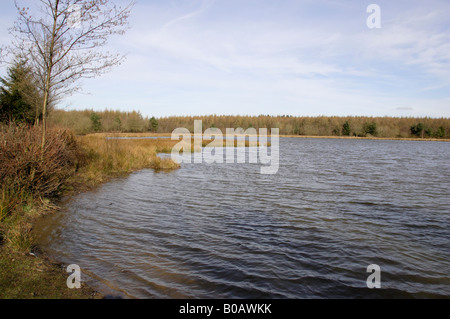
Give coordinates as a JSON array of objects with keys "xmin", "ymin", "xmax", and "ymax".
[
  {"xmin": 150, "ymin": 156, "xmax": 181, "ymax": 171},
  {"xmin": 66, "ymin": 134, "xmax": 181, "ymax": 190}
]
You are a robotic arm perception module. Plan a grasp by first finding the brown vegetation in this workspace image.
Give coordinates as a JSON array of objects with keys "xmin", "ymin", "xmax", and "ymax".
[
  {"xmin": 49, "ymin": 110, "xmax": 450, "ymax": 139},
  {"xmin": 49, "ymin": 109, "xmax": 154, "ymax": 134},
  {"xmin": 156, "ymin": 115, "xmax": 450, "ymax": 139},
  {"xmin": 69, "ymin": 134, "xmax": 180, "ymax": 190},
  {"xmin": 0, "ymin": 125, "xmax": 81, "ymax": 251}
]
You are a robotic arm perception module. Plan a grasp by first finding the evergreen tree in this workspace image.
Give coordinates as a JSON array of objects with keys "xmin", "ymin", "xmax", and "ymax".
[
  {"xmin": 410, "ymin": 123, "xmax": 424, "ymax": 137},
  {"xmin": 0, "ymin": 60, "xmax": 41, "ymax": 124},
  {"xmin": 149, "ymin": 116, "xmax": 159, "ymax": 132},
  {"xmin": 363, "ymin": 122, "xmax": 377, "ymax": 136},
  {"xmin": 90, "ymin": 112, "xmax": 102, "ymax": 132},
  {"xmin": 342, "ymin": 121, "xmax": 351, "ymax": 136}
]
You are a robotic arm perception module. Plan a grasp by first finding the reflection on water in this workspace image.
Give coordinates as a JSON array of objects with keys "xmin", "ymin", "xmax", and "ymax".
[{"xmin": 34, "ymin": 138, "xmax": 450, "ymax": 298}]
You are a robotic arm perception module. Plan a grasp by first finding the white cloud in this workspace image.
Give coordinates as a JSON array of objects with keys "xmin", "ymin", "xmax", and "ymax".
[{"xmin": 4, "ymin": 0, "xmax": 446, "ymax": 117}]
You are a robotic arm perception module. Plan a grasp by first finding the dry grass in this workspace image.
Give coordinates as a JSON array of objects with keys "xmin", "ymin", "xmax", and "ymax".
[
  {"xmin": 66, "ymin": 134, "xmax": 181, "ymax": 191},
  {"xmin": 92, "ymin": 132, "xmax": 171, "ymax": 138}
]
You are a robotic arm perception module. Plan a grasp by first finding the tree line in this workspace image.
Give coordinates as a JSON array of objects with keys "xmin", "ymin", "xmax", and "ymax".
[
  {"xmin": 42, "ymin": 110, "xmax": 450, "ymax": 139},
  {"xmin": 47, "ymin": 109, "xmax": 159, "ymax": 134},
  {"xmin": 156, "ymin": 115, "xmax": 448, "ymax": 138}
]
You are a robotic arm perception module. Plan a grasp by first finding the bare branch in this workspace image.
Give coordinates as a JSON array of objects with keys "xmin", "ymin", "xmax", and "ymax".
[
  {"xmin": 10, "ymin": 0, "xmax": 134, "ymax": 101},
  {"xmin": 0, "ymin": 47, "xmax": 4, "ymax": 65},
  {"xmin": 8, "ymin": 0, "xmax": 134, "ymax": 150}
]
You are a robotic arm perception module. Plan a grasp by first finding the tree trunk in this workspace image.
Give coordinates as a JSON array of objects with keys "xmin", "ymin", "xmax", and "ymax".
[
  {"xmin": 35, "ymin": 101, "xmax": 40, "ymax": 126},
  {"xmin": 40, "ymin": 0, "xmax": 60, "ymax": 153},
  {"xmin": 40, "ymin": 86, "xmax": 50, "ymax": 151}
]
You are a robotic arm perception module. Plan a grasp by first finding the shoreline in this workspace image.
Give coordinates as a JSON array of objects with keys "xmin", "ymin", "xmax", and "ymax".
[
  {"xmin": 2, "ymin": 131, "xmax": 448, "ymax": 299},
  {"xmin": 29, "ymin": 133, "xmax": 450, "ymax": 300},
  {"xmin": 22, "ymin": 169, "xmax": 160, "ymax": 300},
  {"xmin": 0, "ymin": 134, "xmax": 181, "ymax": 299},
  {"xmin": 0, "ymin": 245, "xmax": 102, "ymax": 299},
  {"xmin": 281, "ymin": 135, "xmax": 450, "ymax": 142}
]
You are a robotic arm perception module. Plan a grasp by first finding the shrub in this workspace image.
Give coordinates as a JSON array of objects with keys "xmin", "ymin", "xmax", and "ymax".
[
  {"xmin": 435, "ymin": 126, "xmax": 445, "ymax": 138},
  {"xmin": 363, "ymin": 122, "xmax": 377, "ymax": 136},
  {"xmin": 410, "ymin": 123, "xmax": 424, "ymax": 137},
  {"xmin": 0, "ymin": 124, "xmax": 82, "ymax": 250},
  {"xmin": 342, "ymin": 121, "xmax": 351, "ymax": 136},
  {"xmin": 90, "ymin": 112, "xmax": 102, "ymax": 132},
  {"xmin": 0, "ymin": 125, "xmax": 82, "ymax": 198},
  {"xmin": 149, "ymin": 116, "xmax": 158, "ymax": 132}
]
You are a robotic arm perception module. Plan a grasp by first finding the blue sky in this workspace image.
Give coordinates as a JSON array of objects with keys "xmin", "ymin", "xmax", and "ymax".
[{"xmin": 1, "ymin": 0, "xmax": 449, "ymax": 118}]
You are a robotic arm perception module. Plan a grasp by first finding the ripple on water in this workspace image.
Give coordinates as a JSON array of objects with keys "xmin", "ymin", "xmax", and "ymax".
[{"xmin": 34, "ymin": 138, "xmax": 450, "ymax": 298}]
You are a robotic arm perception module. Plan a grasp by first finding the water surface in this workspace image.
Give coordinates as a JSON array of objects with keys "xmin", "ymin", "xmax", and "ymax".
[{"xmin": 35, "ymin": 138, "xmax": 450, "ymax": 298}]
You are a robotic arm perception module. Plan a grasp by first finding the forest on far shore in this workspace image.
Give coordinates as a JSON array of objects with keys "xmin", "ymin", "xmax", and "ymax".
[{"xmin": 47, "ymin": 109, "xmax": 450, "ymax": 139}]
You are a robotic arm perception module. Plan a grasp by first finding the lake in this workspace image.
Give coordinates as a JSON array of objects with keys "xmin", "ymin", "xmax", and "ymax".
[{"xmin": 34, "ymin": 138, "xmax": 450, "ymax": 298}]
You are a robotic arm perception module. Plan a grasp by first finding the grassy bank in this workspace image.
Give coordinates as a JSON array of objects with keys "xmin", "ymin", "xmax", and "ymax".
[
  {"xmin": 0, "ymin": 247, "xmax": 101, "ymax": 299},
  {"xmin": 0, "ymin": 125, "xmax": 181, "ymax": 299}
]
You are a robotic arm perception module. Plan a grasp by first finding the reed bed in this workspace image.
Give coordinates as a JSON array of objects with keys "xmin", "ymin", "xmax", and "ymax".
[{"xmin": 68, "ymin": 134, "xmax": 181, "ymax": 190}]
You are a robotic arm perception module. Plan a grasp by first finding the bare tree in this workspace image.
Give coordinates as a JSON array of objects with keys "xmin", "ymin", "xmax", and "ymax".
[{"xmin": 10, "ymin": 0, "xmax": 134, "ymax": 150}]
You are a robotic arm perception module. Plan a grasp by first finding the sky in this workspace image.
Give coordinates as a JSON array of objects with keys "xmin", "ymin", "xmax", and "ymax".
[{"xmin": 0, "ymin": 0, "xmax": 449, "ymax": 118}]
